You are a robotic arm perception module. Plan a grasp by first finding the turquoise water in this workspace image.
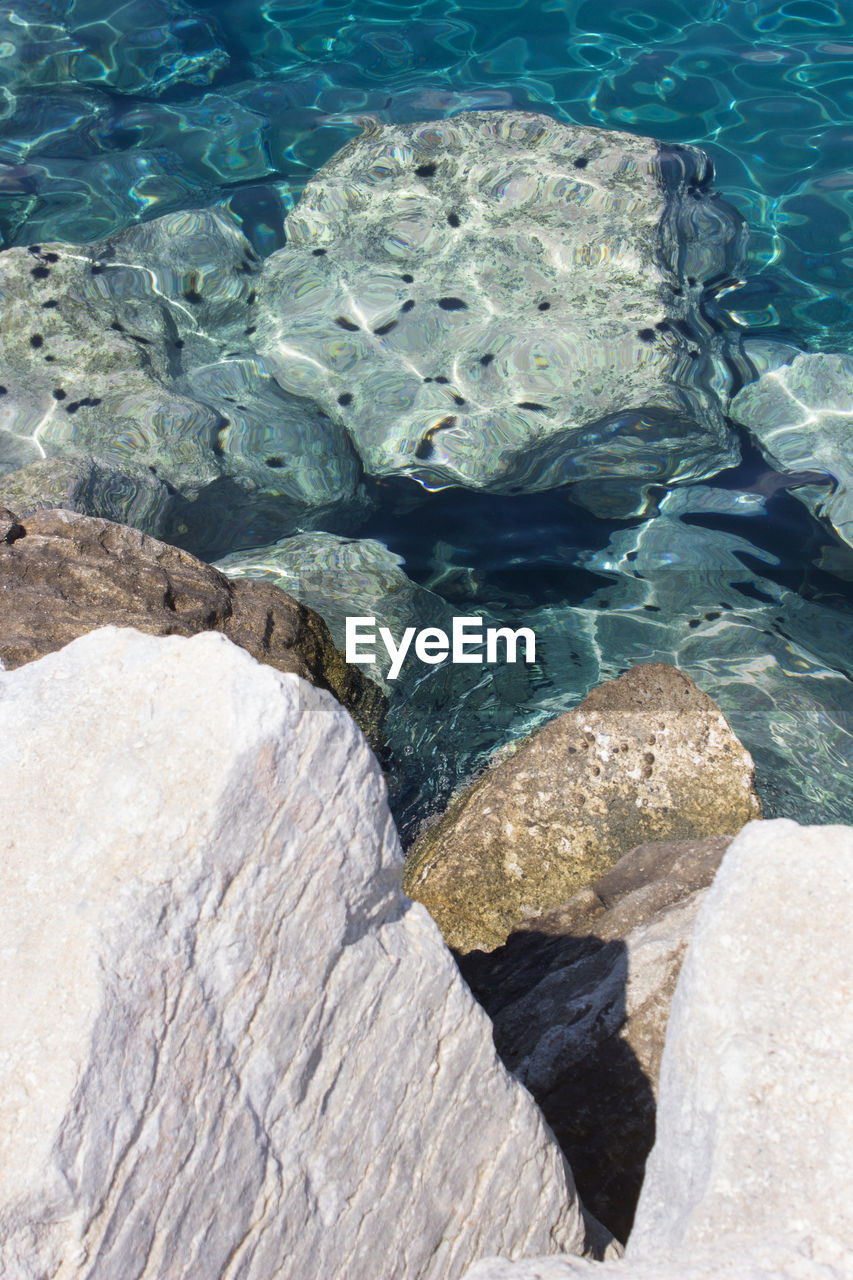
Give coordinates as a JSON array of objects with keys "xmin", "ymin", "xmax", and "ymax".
[{"xmin": 1, "ymin": 0, "xmax": 852, "ymax": 834}]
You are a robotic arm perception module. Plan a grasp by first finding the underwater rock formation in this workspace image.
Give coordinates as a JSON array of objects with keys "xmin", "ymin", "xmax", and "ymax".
[
  {"xmin": 403, "ymin": 663, "xmax": 760, "ymax": 953},
  {"xmin": 0, "ymin": 627, "xmax": 611, "ymax": 1277},
  {"xmin": 730, "ymin": 351, "xmax": 853, "ymax": 550},
  {"xmin": 0, "ymin": 507, "xmax": 385, "ymax": 745},
  {"xmin": 257, "ymin": 111, "xmax": 746, "ymax": 513},
  {"xmin": 0, "ymin": 208, "xmax": 364, "ymax": 555},
  {"xmin": 217, "ymin": 531, "xmax": 455, "ymax": 689}
]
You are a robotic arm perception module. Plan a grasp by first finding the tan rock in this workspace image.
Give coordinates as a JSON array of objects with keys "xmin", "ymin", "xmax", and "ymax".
[{"xmin": 403, "ymin": 664, "xmax": 760, "ymax": 952}]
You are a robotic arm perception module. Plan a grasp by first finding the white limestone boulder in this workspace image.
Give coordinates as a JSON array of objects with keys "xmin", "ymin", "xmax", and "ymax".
[
  {"xmin": 460, "ymin": 819, "xmax": 853, "ymax": 1280},
  {"xmin": 0, "ymin": 626, "xmax": 607, "ymax": 1278}
]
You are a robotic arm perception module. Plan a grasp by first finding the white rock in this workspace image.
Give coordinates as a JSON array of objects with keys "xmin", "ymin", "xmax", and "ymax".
[
  {"xmin": 460, "ymin": 819, "xmax": 853, "ymax": 1280},
  {"xmin": 0, "ymin": 627, "xmax": 603, "ymax": 1279}
]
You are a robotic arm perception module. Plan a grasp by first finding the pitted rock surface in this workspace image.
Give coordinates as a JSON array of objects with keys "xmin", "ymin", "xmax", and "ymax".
[
  {"xmin": 0, "ymin": 507, "xmax": 385, "ymax": 745},
  {"xmin": 403, "ymin": 663, "xmax": 760, "ymax": 952},
  {"xmin": 257, "ymin": 110, "xmax": 745, "ymax": 513}
]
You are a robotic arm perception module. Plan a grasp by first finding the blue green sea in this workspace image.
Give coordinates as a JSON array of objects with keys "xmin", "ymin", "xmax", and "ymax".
[{"xmin": 1, "ymin": 0, "xmax": 852, "ymax": 836}]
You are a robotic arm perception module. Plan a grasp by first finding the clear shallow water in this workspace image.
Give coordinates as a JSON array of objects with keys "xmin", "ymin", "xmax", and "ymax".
[{"xmin": 1, "ymin": 0, "xmax": 852, "ymax": 832}]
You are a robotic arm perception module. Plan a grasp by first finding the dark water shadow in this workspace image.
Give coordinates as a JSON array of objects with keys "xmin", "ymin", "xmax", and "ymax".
[{"xmin": 458, "ymin": 930, "xmax": 656, "ymax": 1244}]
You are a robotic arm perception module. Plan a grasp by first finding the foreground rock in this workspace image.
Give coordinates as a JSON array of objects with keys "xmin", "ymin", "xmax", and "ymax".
[
  {"xmin": 403, "ymin": 664, "xmax": 761, "ymax": 952},
  {"xmin": 0, "ymin": 628, "xmax": 612, "ymax": 1277},
  {"xmin": 0, "ymin": 507, "xmax": 385, "ymax": 746},
  {"xmin": 459, "ymin": 836, "xmax": 732, "ymax": 1240},
  {"xmin": 460, "ymin": 819, "xmax": 853, "ymax": 1279},
  {"xmin": 258, "ymin": 111, "xmax": 745, "ymax": 514},
  {"xmin": 730, "ymin": 350, "xmax": 853, "ymax": 549}
]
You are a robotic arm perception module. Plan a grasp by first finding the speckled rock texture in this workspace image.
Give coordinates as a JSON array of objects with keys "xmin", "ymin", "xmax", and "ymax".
[
  {"xmin": 459, "ymin": 818, "xmax": 853, "ymax": 1280},
  {"xmin": 459, "ymin": 836, "xmax": 732, "ymax": 1241},
  {"xmin": 403, "ymin": 663, "xmax": 761, "ymax": 952},
  {"xmin": 0, "ymin": 627, "xmax": 613, "ymax": 1278},
  {"xmin": 730, "ymin": 351, "xmax": 853, "ymax": 549},
  {"xmin": 0, "ymin": 507, "xmax": 385, "ymax": 746},
  {"xmin": 0, "ymin": 208, "xmax": 363, "ymax": 557},
  {"xmin": 257, "ymin": 110, "xmax": 745, "ymax": 514}
]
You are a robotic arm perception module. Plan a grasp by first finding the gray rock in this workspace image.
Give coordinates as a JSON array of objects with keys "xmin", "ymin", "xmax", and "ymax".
[
  {"xmin": 0, "ymin": 627, "xmax": 610, "ymax": 1277},
  {"xmin": 403, "ymin": 663, "xmax": 761, "ymax": 953},
  {"xmin": 0, "ymin": 208, "xmax": 364, "ymax": 555},
  {"xmin": 730, "ymin": 351, "xmax": 853, "ymax": 549},
  {"xmin": 216, "ymin": 531, "xmax": 455, "ymax": 689},
  {"xmin": 0, "ymin": 451, "xmax": 173, "ymax": 536},
  {"xmin": 459, "ymin": 837, "xmax": 732, "ymax": 1241},
  {"xmin": 257, "ymin": 111, "xmax": 745, "ymax": 512},
  {"xmin": 459, "ymin": 819, "xmax": 853, "ymax": 1279}
]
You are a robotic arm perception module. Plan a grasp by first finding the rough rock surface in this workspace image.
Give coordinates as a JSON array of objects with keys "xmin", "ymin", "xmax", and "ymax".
[
  {"xmin": 459, "ymin": 836, "xmax": 732, "ymax": 1240},
  {"xmin": 0, "ymin": 507, "xmax": 385, "ymax": 745},
  {"xmin": 0, "ymin": 627, "xmax": 612, "ymax": 1278},
  {"xmin": 730, "ymin": 351, "xmax": 853, "ymax": 549},
  {"xmin": 0, "ymin": 208, "xmax": 363, "ymax": 556},
  {"xmin": 257, "ymin": 111, "xmax": 745, "ymax": 513},
  {"xmin": 459, "ymin": 819, "xmax": 853, "ymax": 1279},
  {"xmin": 403, "ymin": 663, "xmax": 760, "ymax": 952}
]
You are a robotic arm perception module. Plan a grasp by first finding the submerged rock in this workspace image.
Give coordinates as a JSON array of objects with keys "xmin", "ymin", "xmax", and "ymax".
[
  {"xmin": 216, "ymin": 530, "xmax": 455, "ymax": 689},
  {"xmin": 258, "ymin": 110, "xmax": 745, "ymax": 512},
  {"xmin": 0, "ymin": 208, "xmax": 364, "ymax": 556},
  {"xmin": 403, "ymin": 663, "xmax": 761, "ymax": 953},
  {"xmin": 0, "ymin": 627, "xmax": 610, "ymax": 1277},
  {"xmin": 461, "ymin": 819, "xmax": 853, "ymax": 1280},
  {"xmin": 459, "ymin": 836, "xmax": 732, "ymax": 1241},
  {"xmin": 0, "ymin": 507, "xmax": 385, "ymax": 746},
  {"xmin": 730, "ymin": 351, "xmax": 853, "ymax": 549}
]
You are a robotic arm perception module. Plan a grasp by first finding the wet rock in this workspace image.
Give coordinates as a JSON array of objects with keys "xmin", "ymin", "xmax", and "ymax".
[
  {"xmin": 0, "ymin": 507, "xmax": 385, "ymax": 746},
  {"xmin": 257, "ymin": 111, "xmax": 745, "ymax": 512},
  {"xmin": 461, "ymin": 818, "xmax": 853, "ymax": 1280},
  {"xmin": 730, "ymin": 351, "xmax": 853, "ymax": 549},
  {"xmin": 0, "ymin": 208, "xmax": 364, "ymax": 555},
  {"xmin": 0, "ymin": 627, "xmax": 611, "ymax": 1277},
  {"xmin": 217, "ymin": 531, "xmax": 455, "ymax": 689},
  {"xmin": 0, "ymin": 452, "xmax": 173, "ymax": 536},
  {"xmin": 459, "ymin": 836, "xmax": 733, "ymax": 1241},
  {"xmin": 403, "ymin": 664, "xmax": 760, "ymax": 953},
  {"xmin": 569, "ymin": 483, "xmax": 853, "ymax": 825}
]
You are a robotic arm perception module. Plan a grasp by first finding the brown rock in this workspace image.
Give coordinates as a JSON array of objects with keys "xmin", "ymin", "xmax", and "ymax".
[
  {"xmin": 403, "ymin": 664, "xmax": 760, "ymax": 952},
  {"xmin": 459, "ymin": 834, "xmax": 734, "ymax": 1242},
  {"xmin": 0, "ymin": 507, "xmax": 385, "ymax": 747}
]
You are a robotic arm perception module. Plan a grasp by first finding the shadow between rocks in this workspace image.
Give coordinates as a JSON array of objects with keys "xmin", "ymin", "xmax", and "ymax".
[{"xmin": 458, "ymin": 932, "xmax": 655, "ymax": 1244}]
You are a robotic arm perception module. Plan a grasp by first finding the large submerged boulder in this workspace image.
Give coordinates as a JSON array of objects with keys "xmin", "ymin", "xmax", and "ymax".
[
  {"xmin": 460, "ymin": 819, "xmax": 853, "ymax": 1279},
  {"xmin": 0, "ymin": 627, "xmax": 611, "ymax": 1277},
  {"xmin": 257, "ymin": 111, "xmax": 746, "ymax": 513},
  {"xmin": 0, "ymin": 208, "xmax": 364, "ymax": 556},
  {"xmin": 730, "ymin": 351, "xmax": 853, "ymax": 549},
  {"xmin": 0, "ymin": 506, "xmax": 385, "ymax": 746},
  {"xmin": 403, "ymin": 663, "xmax": 761, "ymax": 952}
]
